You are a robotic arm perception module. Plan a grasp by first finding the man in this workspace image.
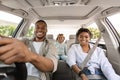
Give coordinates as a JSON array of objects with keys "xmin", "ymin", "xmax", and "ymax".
[{"xmin": 0, "ymin": 20, "xmax": 58, "ymax": 80}]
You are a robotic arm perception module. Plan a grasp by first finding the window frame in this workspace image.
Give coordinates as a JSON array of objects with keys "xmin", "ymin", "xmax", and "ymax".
[{"xmin": 105, "ymin": 17, "xmax": 120, "ymax": 46}]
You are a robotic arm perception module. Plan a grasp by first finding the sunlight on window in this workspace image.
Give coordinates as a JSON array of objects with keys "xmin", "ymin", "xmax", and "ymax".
[
  {"xmin": 87, "ymin": 23, "xmax": 105, "ymax": 45},
  {"xmin": 0, "ymin": 11, "xmax": 22, "ymax": 36},
  {"xmin": 47, "ymin": 25, "xmax": 78, "ymax": 40},
  {"xmin": 87, "ymin": 23, "xmax": 100, "ymax": 39},
  {"xmin": 0, "ymin": 11, "xmax": 22, "ymax": 23},
  {"xmin": 107, "ymin": 13, "xmax": 120, "ymax": 35},
  {"xmin": 25, "ymin": 23, "xmax": 35, "ymax": 37}
]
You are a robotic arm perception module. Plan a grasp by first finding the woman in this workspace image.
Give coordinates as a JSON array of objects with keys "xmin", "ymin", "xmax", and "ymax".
[
  {"xmin": 54, "ymin": 34, "xmax": 67, "ymax": 60},
  {"xmin": 66, "ymin": 28, "xmax": 120, "ymax": 80}
]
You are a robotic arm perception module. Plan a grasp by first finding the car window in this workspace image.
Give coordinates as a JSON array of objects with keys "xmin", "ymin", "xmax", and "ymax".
[
  {"xmin": 107, "ymin": 13, "xmax": 120, "ymax": 36},
  {"xmin": 87, "ymin": 23, "xmax": 106, "ymax": 50},
  {"xmin": 25, "ymin": 23, "xmax": 35, "ymax": 37},
  {"xmin": 0, "ymin": 11, "xmax": 22, "ymax": 37},
  {"xmin": 87, "ymin": 23, "xmax": 100, "ymax": 39}
]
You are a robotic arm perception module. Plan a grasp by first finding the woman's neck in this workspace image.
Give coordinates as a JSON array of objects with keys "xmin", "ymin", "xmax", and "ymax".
[{"xmin": 81, "ymin": 44, "xmax": 90, "ymax": 53}]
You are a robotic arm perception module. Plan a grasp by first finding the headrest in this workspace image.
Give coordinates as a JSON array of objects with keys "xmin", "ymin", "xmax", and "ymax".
[
  {"xmin": 69, "ymin": 35, "xmax": 76, "ymax": 39},
  {"xmin": 46, "ymin": 34, "xmax": 54, "ymax": 39}
]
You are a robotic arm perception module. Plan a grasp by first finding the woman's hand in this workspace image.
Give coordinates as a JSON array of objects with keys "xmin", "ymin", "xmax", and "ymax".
[
  {"xmin": 71, "ymin": 65, "xmax": 88, "ymax": 80},
  {"xmin": 80, "ymin": 74, "xmax": 88, "ymax": 80}
]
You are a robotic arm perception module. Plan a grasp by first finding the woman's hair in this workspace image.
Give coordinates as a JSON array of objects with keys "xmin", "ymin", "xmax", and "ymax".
[
  {"xmin": 35, "ymin": 20, "xmax": 47, "ymax": 27},
  {"xmin": 56, "ymin": 34, "xmax": 64, "ymax": 40},
  {"xmin": 76, "ymin": 28, "xmax": 92, "ymax": 38}
]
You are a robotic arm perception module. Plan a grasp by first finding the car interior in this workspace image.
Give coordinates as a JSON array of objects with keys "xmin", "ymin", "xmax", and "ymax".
[{"xmin": 0, "ymin": 0, "xmax": 120, "ymax": 80}]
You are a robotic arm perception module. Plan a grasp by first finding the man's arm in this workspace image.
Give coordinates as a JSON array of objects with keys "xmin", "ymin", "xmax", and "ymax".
[
  {"xmin": 0, "ymin": 38, "xmax": 55, "ymax": 72},
  {"xmin": 29, "ymin": 53, "xmax": 54, "ymax": 72}
]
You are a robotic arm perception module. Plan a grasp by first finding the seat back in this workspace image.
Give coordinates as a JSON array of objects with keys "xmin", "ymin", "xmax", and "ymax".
[
  {"xmin": 51, "ymin": 60, "xmax": 76, "ymax": 80},
  {"xmin": 66, "ymin": 34, "xmax": 76, "ymax": 51},
  {"xmin": 46, "ymin": 34, "xmax": 55, "ymax": 43}
]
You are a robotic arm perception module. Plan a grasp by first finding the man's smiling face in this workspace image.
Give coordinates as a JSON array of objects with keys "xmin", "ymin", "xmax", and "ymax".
[{"xmin": 34, "ymin": 22, "xmax": 47, "ymax": 41}]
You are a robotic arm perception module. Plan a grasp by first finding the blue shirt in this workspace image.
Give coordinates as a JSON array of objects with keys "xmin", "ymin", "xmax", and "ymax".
[{"xmin": 54, "ymin": 41, "xmax": 67, "ymax": 55}]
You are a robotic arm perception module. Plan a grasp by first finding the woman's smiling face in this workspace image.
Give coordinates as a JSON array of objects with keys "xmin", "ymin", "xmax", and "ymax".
[{"xmin": 77, "ymin": 32, "xmax": 90, "ymax": 46}]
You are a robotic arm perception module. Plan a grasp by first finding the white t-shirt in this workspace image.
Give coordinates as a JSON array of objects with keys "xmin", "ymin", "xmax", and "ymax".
[
  {"xmin": 33, "ymin": 42, "xmax": 43, "ymax": 53},
  {"xmin": 26, "ymin": 42, "xmax": 43, "ymax": 78}
]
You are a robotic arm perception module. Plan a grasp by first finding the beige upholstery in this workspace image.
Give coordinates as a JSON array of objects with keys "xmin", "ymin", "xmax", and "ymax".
[
  {"xmin": 46, "ymin": 34, "xmax": 55, "ymax": 43},
  {"xmin": 66, "ymin": 34, "xmax": 76, "ymax": 51},
  {"xmin": 69, "ymin": 35, "xmax": 76, "ymax": 39},
  {"xmin": 47, "ymin": 34, "xmax": 53, "ymax": 39}
]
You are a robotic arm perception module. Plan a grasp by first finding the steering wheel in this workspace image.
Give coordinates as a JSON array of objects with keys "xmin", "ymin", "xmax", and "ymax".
[
  {"xmin": 14, "ymin": 62, "xmax": 27, "ymax": 80},
  {"xmin": 0, "ymin": 36, "xmax": 27, "ymax": 80},
  {"xmin": 0, "ymin": 63, "xmax": 27, "ymax": 80}
]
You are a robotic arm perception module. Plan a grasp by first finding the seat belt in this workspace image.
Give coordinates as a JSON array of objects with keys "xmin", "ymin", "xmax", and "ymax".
[{"xmin": 79, "ymin": 33, "xmax": 102, "ymax": 70}]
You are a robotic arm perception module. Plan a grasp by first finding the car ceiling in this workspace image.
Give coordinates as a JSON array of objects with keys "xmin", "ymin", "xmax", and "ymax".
[{"xmin": 0, "ymin": 0, "xmax": 120, "ymax": 26}]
